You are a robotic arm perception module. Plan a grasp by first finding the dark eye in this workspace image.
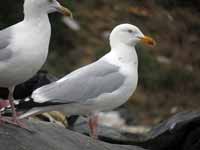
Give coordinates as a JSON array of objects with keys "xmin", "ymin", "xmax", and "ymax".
[
  {"xmin": 128, "ymin": 29, "xmax": 133, "ymax": 33},
  {"xmin": 48, "ymin": 0, "xmax": 53, "ymax": 3}
]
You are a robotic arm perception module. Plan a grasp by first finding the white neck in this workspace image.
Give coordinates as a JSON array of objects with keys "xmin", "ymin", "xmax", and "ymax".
[
  {"xmin": 22, "ymin": 9, "xmax": 51, "ymax": 50},
  {"xmin": 24, "ymin": 2, "xmax": 48, "ymax": 21},
  {"xmin": 23, "ymin": 14, "xmax": 49, "ymax": 26},
  {"xmin": 110, "ymin": 43, "xmax": 138, "ymax": 66},
  {"xmin": 24, "ymin": 11, "xmax": 49, "ymax": 21}
]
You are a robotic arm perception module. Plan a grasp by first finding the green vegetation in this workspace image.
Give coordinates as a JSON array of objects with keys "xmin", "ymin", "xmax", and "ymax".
[
  {"xmin": 137, "ymin": 46, "xmax": 194, "ymax": 91},
  {"xmin": 63, "ymin": 0, "xmax": 75, "ymax": 10}
]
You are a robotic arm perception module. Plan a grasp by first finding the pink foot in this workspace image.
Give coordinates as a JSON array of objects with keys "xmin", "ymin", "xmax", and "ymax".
[
  {"xmin": 0, "ymin": 100, "xmax": 11, "ymax": 124},
  {"xmin": 0, "ymin": 100, "xmax": 25, "ymax": 127},
  {"xmin": 12, "ymin": 118, "xmax": 28, "ymax": 129},
  {"xmin": 0, "ymin": 100, "xmax": 10, "ymax": 109},
  {"xmin": 88, "ymin": 115, "xmax": 98, "ymax": 139},
  {"xmin": 0, "ymin": 117, "xmax": 33, "ymax": 132}
]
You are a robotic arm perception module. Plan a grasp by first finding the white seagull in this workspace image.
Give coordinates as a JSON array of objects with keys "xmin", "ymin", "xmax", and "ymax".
[
  {"xmin": 18, "ymin": 24, "xmax": 156, "ymax": 137},
  {"xmin": 0, "ymin": 0, "xmax": 72, "ymax": 125}
]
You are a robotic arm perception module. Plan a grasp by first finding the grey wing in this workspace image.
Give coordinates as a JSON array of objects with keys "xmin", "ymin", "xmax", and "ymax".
[
  {"xmin": 32, "ymin": 60, "xmax": 126, "ymax": 104},
  {"xmin": 0, "ymin": 28, "xmax": 13, "ymax": 61}
]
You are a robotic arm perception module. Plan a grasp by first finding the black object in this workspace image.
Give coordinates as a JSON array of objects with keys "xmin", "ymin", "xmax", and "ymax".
[
  {"xmin": 67, "ymin": 115, "xmax": 80, "ymax": 129},
  {"xmin": 0, "ymin": 70, "xmax": 57, "ymax": 100},
  {"xmin": 14, "ymin": 70, "xmax": 57, "ymax": 99},
  {"xmin": 0, "ymin": 88, "xmax": 9, "ymax": 99},
  {"xmin": 0, "ymin": 70, "xmax": 57, "ymax": 116}
]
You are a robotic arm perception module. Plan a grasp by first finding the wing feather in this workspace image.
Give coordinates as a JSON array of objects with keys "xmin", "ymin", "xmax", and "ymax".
[
  {"xmin": 0, "ymin": 28, "xmax": 13, "ymax": 60},
  {"xmin": 32, "ymin": 60, "xmax": 125, "ymax": 104}
]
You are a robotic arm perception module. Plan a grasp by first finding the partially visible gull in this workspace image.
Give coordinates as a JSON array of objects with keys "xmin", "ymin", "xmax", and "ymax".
[
  {"xmin": 18, "ymin": 24, "xmax": 156, "ymax": 138},
  {"xmin": 0, "ymin": 0, "xmax": 72, "ymax": 126}
]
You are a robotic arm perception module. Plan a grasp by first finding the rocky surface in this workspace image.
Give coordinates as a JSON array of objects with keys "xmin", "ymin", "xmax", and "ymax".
[
  {"xmin": 0, "ymin": 111, "xmax": 200, "ymax": 150},
  {"xmin": 70, "ymin": 111, "xmax": 200, "ymax": 150},
  {"xmin": 0, "ymin": 120, "xmax": 146, "ymax": 150}
]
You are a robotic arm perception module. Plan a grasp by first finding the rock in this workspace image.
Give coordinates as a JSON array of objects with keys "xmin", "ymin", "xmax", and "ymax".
[
  {"xmin": 139, "ymin": 111, "xmax": 200, "ymax": 150},
  {"xmin": 69, "ymin": 116, "xmax": 149, "ymax": 144},
  {"xmin": 1, "ymin": 110, "xmax": 200, "ymax": 150},
  {"xmin": 70, "ymin": 111, "xmax": 200, "ymax": 150},
  {"xmin": 0, "ymin": 120, "xmax": 147, "ymax": 150}
]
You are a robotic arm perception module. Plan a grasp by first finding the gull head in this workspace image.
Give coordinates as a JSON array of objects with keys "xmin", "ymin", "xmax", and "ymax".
[
  {"xmin": 24, "ymin": 0, "xmax": 72, "ymax": 18},
  {"xmin": 110, "ymin": 24, "xmax": 156, "ymax": 48}
]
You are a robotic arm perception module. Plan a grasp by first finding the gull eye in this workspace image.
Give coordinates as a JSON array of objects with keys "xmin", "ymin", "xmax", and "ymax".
[
  {"xmin": 128, "ymin": 29, "xmax": 133, "ymax": 33},
  {"xmin": 48, "ymin": 0, "xmax": 53, "ymax": 3}
]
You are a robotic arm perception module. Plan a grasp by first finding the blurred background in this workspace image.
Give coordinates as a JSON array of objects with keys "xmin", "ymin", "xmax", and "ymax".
[{"xmin": 0, "ymin": 0, "xmax": 200, "ymax": 127}]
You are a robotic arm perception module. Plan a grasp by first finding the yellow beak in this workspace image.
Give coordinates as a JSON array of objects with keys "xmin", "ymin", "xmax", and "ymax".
[
  {"xmin": 58, "ymin": 5, "xmax": 73, "ymax": 18},
  {"xmin": 139, "ymin": 36, "xmax": 156, "ymax": 47}
]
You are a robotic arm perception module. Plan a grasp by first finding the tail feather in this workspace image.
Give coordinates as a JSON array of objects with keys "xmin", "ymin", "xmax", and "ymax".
[
  {"xmin": 18, "ymin": 108, "xmax": 42, "ymax": 119},
  {"xmin": 16, "ymin": 97, "xmax": 76, "ymax": 119}
]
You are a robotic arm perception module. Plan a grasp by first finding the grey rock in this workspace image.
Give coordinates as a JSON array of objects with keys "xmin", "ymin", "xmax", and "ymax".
[
  {"xmin": 70, "ymin": 111, "xmax": 200, "ymax": 150},
  {"xmin": 139, "ymin": 111, "xmax": 200, "ymax": 150},
  {"xmin": 71, "ymin": 116, "xmax": 147, "ymax": 144},
  {"xmin": 0, "ymin": 120, "xmax": 147, "ymax": 150}
]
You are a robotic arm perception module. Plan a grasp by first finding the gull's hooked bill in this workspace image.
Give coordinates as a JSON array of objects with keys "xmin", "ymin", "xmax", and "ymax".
[
  {"xmin": 58, "ymin": 5, "xmax": 73, "ymax": 18},
  {"xmin": 139, "ymin": 36, "xmax": 156, "ymax": 47}
]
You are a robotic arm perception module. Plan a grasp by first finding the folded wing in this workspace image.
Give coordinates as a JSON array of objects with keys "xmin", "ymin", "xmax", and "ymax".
[
  {"xmin": 32, "ymin": 60, "xmax": 125, "ymax": 105},
  {"xmin": 0, "ymin": 28, "xmax": 13, "ymax": 61}
]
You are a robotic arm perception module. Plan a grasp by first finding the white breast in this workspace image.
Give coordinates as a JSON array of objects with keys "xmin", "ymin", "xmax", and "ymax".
[
  {"xmin": 94, "ymin": 65, "xmax": 138, "ymax": 112},
  {"xmin": 0, "ymin": 16, "xmax": 51, "ymax": 87},
  {"xmin": 87, "ymin": 46, "xmax": 138, "ymax": 113}
]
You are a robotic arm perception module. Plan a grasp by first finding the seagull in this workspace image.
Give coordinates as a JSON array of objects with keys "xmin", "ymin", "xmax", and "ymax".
[
  {"xmin": 18, "ymin": 24, "xmax": 156, "ymax": 137},
  {"xmin": 0, "ymin": 0, "xmax": 72, "ymax": 126}
]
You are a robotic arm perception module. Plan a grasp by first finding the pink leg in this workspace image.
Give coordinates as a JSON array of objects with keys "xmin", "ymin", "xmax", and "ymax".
[
  {"xmin": 0, "ymin": 113, "xmax": 9, "ymax": 125},
  {"xmin": 6, "ymin": 87, "xmax": 28, "ymax": 129},
  {"xmin": 88, "ymin": 115, "xmax": 98, "ymax": 139},
  {"xmin": 0, "ymin": 98, "xmax": 29, "ymax": 130},
  {"xmin": 8, "ymin": 87, "xmax": 17, "ymax": 122},
  {"xmin": 0, "ymin": 112, "xmax": 2, "ymax": 124},
  {"xmin": 0, "ymin": 100, "xmax": 10, "ymax": 124},
  {"xmin": 0, "ymin": 100, "xmax": 10, "ymax": 109}
]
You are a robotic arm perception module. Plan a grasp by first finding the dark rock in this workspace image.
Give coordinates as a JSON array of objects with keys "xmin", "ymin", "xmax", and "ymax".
[
  {"xmin": 14, "ymin": 70, "xmax": 57, "ymax": 99},
  {"xmin": 70, "ymin": 111, "xmax": 200, "ymax": 150},
  {"xmin": 183, "ymin": 127, "xmax": 200, "ymax": 150},
  {"xmin": 140, "ymin": 111, "xmax": 200, "ymax": 150},
  {"xmin": 0, "ymin": 88, "xmax": 9, "ymax": 99},
  {"xmin": 67, "ymin": 105, "xmax": 136, "ymax": 129},
  {"xmin": 70, "ymin": 116, "xmax": 147, "ymax": 144},
  {"xmin": 0, "ymin": 120, "xmax": 147, "ymax": 150},
  {"xmin": 67, "ymin": 115, "xmax": 79, "ymax": 129}
]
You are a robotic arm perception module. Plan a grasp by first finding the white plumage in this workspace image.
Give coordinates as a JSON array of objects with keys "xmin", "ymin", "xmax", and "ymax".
[
  {"xmin": 0, "ymin": 0, "xmax": 72, "ymax": 124},
  {"xmin": 18, "ymin": 23, "xmax": 156, "ymax": 138}
]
